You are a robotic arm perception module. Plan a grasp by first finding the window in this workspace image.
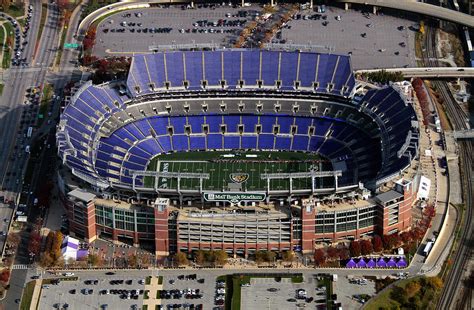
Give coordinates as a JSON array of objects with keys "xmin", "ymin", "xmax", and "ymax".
[
  {"xmin": 220, "ymin": 80, "xmax": 226, "ymax": 88},
  {"xmin": 183, "ymin": 80, "xmax": 189, "ymax": 88},
  {"xmin": 202, "ymin": 125, "xmax": 209, "ymax": 134},
  {"xmin": 308, "ymin": 126, "xmax": 315, "ymax": 135},
  {"xmin": 238, "ymin": 124, "xmax": 244, "ymax": 134},
  {"xmin": 276, "ymin": 80, "xmax": 282, "ymax": 88},
  {"xmin": 220, "ymin": 124, "xmax": 226, "ymax": 134},
  {"xmin": 256, "ymin": 124, "xmax": 262, "ymax": 134},
  {"xmin": 164, "ymin": 81, "xmax": 170, "ymax": 89},
  {"xmin": 238, "ymin": 80, "xmax": 244, "ymax": 88},
  {"xmin": 257, "ymin": 80, "xmax": 263, "ymax": 88},
  {"xmin": 201, "ymin": 80, "xmax": 208, "ymax": 88},
  {"xmin": 294, "ymin": 81, "xmax": 300, "ymax": 89},
  {"xmin": 167, "ymin": 126, "xmax": 174, "ymax": 136}
]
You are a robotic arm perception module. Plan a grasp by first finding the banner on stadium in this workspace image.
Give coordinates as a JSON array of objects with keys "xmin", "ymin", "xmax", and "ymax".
[{"xmin": 203, "ymin": 192, "xmax": 266, "ymax": 204}]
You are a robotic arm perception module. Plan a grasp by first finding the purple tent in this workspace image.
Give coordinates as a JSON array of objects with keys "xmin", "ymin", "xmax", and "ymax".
[
  {"xmin": 376, "ymin": 258, "xmax": 387, "ymax": 268},
  {"xmin": 396, "ymin": 257, "xmax": 407, "ymax": 268},
  {"xmin": 366, "ymin": 258, "xmax": 376, "ymax": 268},
  {"xmin": 387, "ymin": 257, "xmax": 397, "ymax": 268},
  {"xmin": 357, "ymin": 258, "xmax": 367, "ymax": 268},
  {"xmin": 346, "ymin": 259, "xmax": 357, "ymax": 268},
  {"xmin": 77, "ymin": 249, "xmax": 88, "ymax": 259}
]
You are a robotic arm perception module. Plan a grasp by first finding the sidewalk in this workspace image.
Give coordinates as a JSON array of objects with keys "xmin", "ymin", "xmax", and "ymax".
[
  {"xmin": 28, "ymin": 279, "xmax": 42, "ymax": 310},
  {"xmin": 142, "ymin": 276, "xmax": 163, "ymax": 308}
]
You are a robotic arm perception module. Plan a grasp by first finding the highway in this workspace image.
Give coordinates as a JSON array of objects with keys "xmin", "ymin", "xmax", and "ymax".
[
  {"xmin": 419, "ymin": 25, "xmax": 473, "ymax": 310},
  {"xmin": 335, "ymin": 0, "xmax": 474, "ymax": 28},
  {"xmin": 356, "ymin": 67, "xmax": 474, "ymax": 78}
]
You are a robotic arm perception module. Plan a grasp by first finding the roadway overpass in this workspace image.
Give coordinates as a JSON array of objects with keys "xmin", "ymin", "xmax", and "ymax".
[
  {"xmin": 335, "ymin": 0, "xmax": 474, "ymax": 28},
  {"xmin": 356, "ymin": 67, "xmax": 474, "ymax": 78},
  {"xmin": 454, "ymin": 130, "xmax": 474, "ymax": 140}
]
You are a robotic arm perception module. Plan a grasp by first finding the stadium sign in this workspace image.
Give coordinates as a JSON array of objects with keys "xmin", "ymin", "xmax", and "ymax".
[{"xmin": 203, "ymin": 192, "xmax": 266, "ymax": 204}]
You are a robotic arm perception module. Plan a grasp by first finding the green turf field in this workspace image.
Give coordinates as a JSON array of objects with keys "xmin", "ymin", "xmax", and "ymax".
[{"xmin": 143, "ymin": 151, "xmax": 332, "ymax": 191}]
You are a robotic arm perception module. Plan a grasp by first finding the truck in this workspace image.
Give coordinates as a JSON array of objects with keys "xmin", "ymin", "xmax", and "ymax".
[{"xmin": 423, "ymin": 241, "xmax": 434, "ymax": 256}]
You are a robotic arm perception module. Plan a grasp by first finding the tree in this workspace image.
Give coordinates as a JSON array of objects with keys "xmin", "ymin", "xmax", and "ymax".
[
  {"xmin": 6, "ymin": 233, "xmax": 20, "ymax": 248},
  {"xmin": 39, "ymin": 253, "xmax": 54, "ymax": 267},
  {"xmin": 265, "ymin": 251, "xmax": 276, "ymax": 264},
  {"xmin": 429, "ymin": 277, "xmax": 443, "ymax": 290},
  {"xmin": 255, "ymin": 251, "xmax": 266, "ymax": 264},
  {"xmin": 87, "ymin": 254, "xmax": 101, "ymax": 266},
  {"xmin": 336, "ymin": 245, "xmax": 350, "ymax": 260},
  {"xmin": 314, "ymin": 249, "xmax": 326, "ymax": 266},
  {"xmin": 282, "ymin": 250, "xmax": 295, "ymax": 262},
  {"xmin": 326, "ymin": 246, "xmax": 338, "ymax": 260},
  {"xmin": 349, "ymin": 240, "xmax": 361, "ymax": 257},
  {"xmin": 360, "ymin": 239, "xmax": 373, "ymax": 256},
  {"xmin": 0, "ymin": 269, "xmax": 10, "ymax": 283},
  {"xmin": 404, "ymin": 281, "xmax": 421, "ymax": 298},
  {"xmin": 195, "ymin": 250, "xmax": 205, "ymax": 265},
  {"xmin": 214, "ymin": 250, "xmax": 228, "ymax": 266},
  {"xmin": 0, "ymin": 0, "xmax": 11, "ymax": 11},
  {"xmin": 44, "ymin": 231, "xmax": 55, "ymax": 253},
  {"xmin": 51, "ymin": 231, "xmax": 63, "ymax": 260},
  {"xmin": 175, "ymin": 252, "xmax": 188, "ymax": 266},
  {"xmin": 372, "ymin": 235, "xmax": 383, "ymax": 252}
]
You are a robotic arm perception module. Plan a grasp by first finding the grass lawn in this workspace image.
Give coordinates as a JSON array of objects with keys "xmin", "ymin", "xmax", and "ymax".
[
  {"xmin": 364, "ymin": 277, "xmax": 420, "ymax": 310},
  {"xmin": 4, "ymin": 4, "xmax": 25, "ymax": 18},
  {"xmin": 19, "ymin": 281, "xmax": 36, "ymax": 310},
  {"xmin": 42, "ymin": 277, "xmax": 78, "ymax": 283},
  {"xmin": 38, "ymin": 83, "xmax": 53, "ymax": 126},
  {"xmin": 1, "ymin": 21, "xmax": 14, "ymax": 69},
  {"xmin": 145, "ymin": 276, "xmax": 151, "ymax": 285},
  {"xmin": 35, "ymin": 4, "xmax": 48, "ymax": 51},
  {"xmin": 55, "ymin": 25, "xmax": 68, "ymax": 66},
  {"xmin": 158, "ymin": 276, "xmax": 163, "ymax": 285}
]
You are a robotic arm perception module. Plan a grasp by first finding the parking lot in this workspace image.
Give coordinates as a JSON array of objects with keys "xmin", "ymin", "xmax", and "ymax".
[
  {"xmin": 281, "ymin": 6, "xmax": 417, "ymax": 69},
  {"xmin": 38, "ymin": 274, "xmax": 147, "ymax": 310},
  {"xmin": 159, "ymin": 272, "xmax": 220, "ymax": 309},
  {"xmin": 334, "ymin": 275, "xmax": 377, "ymax": 310},
  {"xmin": 93, "ymin": 4, "xmax": 260, "ymax": 57},
  {"xmin": 240, "ymin": 276, "xmax": 326, "ymax": 310}
]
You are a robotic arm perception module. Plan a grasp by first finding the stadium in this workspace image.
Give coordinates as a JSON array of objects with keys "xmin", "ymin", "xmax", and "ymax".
[{"xmin": 57, "ymin": 50, "xmax": 419, "ymax": 256}]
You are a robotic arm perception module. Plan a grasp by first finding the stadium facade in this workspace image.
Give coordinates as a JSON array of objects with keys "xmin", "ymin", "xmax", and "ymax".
[{"xmin": 57, "ymin": 50, "xmax": 419, "ymax": 256}]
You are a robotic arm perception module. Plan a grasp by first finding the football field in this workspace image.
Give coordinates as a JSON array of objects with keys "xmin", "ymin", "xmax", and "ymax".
[{"xmin": 144, "ymin": 151, "xmax": 332, "ymax": 191}]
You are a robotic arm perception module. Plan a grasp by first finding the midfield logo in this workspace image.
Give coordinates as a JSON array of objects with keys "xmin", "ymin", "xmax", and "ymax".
[{"xmin": 229, "ymin": 173, "xmax": 249, "ymax": 184}]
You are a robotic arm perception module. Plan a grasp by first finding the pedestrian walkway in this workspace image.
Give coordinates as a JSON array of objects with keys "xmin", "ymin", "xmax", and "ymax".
[
  {"xmin": 12, "ymin": 264, "xmax": 30, "ymax": 270},
  {"xmin": 28, "ymin": 279, "xmax": 42, "ymax": 310},
  {"xmin": 142, "ymin": 275, "xmax": 163, "ymax": 308}
]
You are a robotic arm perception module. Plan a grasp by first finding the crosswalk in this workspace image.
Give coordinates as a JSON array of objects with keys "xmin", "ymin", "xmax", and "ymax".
[{"xmin": 12, "ymin": 264, "xmax": 30, "ymax": 270}]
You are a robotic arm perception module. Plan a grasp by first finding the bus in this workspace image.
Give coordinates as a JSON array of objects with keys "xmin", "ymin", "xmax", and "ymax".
[{"xmin": 423, "ymin": 241, "xmax": 434, "ymax": 256}]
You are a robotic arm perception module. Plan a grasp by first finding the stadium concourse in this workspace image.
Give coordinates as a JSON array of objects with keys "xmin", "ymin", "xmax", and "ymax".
[{"xmin": 56, "ymin": 49, "xmax": 420, "ymax": 256}]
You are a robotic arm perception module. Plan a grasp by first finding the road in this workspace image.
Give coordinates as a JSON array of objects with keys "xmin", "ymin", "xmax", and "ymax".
[
  {"xmin": 356, "ymin": 67, "xmax": 474, "ymax": 78},
  {"xmin": 335, "ymin": 0, "xmax": 474, "ymax": 28},
  {"xmin": 0, "ymin": 1, "xmax": 78, "ymax": 308}
]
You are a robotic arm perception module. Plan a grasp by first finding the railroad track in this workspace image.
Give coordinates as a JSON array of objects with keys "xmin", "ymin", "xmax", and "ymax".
[{"xmin": 421, "ymin": 25, "xmax": 473, "ymax": 310}]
